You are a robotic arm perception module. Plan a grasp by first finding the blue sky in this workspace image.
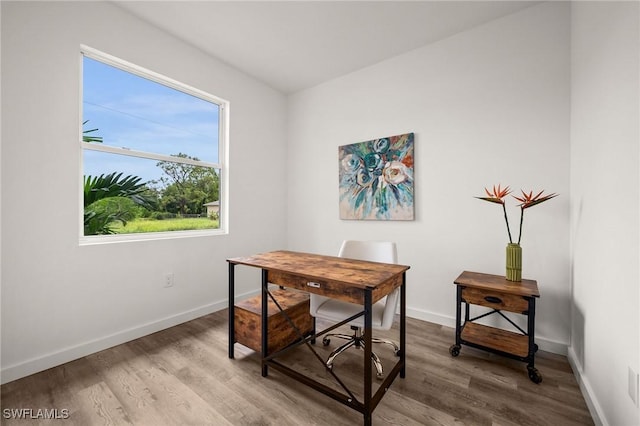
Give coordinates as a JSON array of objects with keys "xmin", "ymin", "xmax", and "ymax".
[{"xmin": 82, "ymin": 56, "xmax": 220, "ymax": 185}]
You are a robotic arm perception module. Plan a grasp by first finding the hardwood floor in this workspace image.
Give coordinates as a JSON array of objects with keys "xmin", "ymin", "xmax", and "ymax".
[{"xmin": 1, "ymin": 311, "xmax": 593, "ymax": 425}]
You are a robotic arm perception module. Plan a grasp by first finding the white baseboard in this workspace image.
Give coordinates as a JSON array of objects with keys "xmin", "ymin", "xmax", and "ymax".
[
  {"xmin": 407, "ymin": 306, "xmax": 457, "ymax": 328},
  {"xmin": 567, "ymin": 346, "xmax": 607, "ymax": 426}
]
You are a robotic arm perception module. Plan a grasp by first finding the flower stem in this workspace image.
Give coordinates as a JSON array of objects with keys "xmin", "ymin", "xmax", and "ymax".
[
  {"xmin": 517, "ymin": 207, "xmax": 524, "ymax": 245},
  {"xmin": 502, "ymin": 203, "xmax": 513, "ymax": 243}
]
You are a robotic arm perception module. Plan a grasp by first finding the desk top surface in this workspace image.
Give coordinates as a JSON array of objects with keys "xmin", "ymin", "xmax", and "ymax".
[
  {"xmin": 454, "ymin": 270, "xmax": 539, "ymax": 297},
  {"xmin": 228, "ymin": 250, "xmax": 410, "ymax": 290}
]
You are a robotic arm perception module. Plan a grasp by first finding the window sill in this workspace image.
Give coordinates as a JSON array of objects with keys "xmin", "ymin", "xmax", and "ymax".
[{"xmin": 79, "ymin": 228, "xmax": 228, "ymax": 246}]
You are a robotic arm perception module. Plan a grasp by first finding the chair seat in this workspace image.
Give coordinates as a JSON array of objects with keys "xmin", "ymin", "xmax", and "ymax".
[{"xmin": 314, "ymin": 297, "xmax": 386, "ymax": 328}]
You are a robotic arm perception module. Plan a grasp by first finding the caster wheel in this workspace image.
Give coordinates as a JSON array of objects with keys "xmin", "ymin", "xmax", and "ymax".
[
  {"xmin": 449, "ymin": 344, "xmax": 461, "ymax": 357},
  {"xmin": 534, "ymin": 343, "xmax": 539, "ymax": 352},
  {"xmin": 322, "ymin": 338, "xmax": 330, "ymax": 346},
  {"xmin": 527, "ymin": 366, "xmax": 542, "ymax": 384}
]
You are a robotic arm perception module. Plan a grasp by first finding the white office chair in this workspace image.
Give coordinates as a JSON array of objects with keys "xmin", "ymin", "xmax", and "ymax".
[{"xmin": 310, "ymin": 240, "xmax": 400, "ymax": 378}]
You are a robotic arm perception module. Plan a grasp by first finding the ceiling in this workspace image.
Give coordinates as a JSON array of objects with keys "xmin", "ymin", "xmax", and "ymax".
[{"xmin": 114, "ymin": 1, "xmax": 539, "ymax": 94}]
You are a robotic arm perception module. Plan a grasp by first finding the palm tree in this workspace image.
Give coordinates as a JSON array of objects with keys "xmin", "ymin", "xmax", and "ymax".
[
  {"xmin": 84, "ymin": 173, "xmax": 157, "ymax": 235},
  {"xmin": 82, "ymin": 120, "xmax": 103, "ymax": 143}
]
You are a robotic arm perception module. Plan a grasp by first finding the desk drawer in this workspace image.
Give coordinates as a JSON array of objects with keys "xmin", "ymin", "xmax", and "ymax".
[
  {"xmin": 268, "ymin": 270, "xmax": 364, "ymax": 304},
  {"xmin": 461, "ymin": 287, "xmax": 529, "ymax": 314}
]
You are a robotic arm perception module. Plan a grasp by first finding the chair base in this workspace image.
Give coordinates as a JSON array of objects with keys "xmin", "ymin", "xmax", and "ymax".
[{"xmin": 322, "ymin": 326, "xmax": 399, "ymax": 378}]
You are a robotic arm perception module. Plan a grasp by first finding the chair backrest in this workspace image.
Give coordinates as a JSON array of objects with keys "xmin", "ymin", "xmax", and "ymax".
[
  {"xmin": 338, "ymin": 240, "xmax": 397, "ymax": 264},
  {"xmin": 310, "ymin": 240, "xmax": 400, "ymax": 330},
  {"xmin": 339, "ymin": 240, "xmax": 399, "ymax": 330}
]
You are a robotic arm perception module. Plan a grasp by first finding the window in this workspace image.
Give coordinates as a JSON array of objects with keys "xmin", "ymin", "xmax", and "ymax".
[{"xmin": 80, "ymin": 46, "xmax": 227, "ymax": 242}]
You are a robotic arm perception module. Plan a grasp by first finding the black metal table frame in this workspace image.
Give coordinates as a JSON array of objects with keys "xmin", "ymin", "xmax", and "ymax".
[
  {"xmin": 452, "ymin": 285, "xmax": 541, "ymax": 382},
  {"xmin": 228, "ymin": 263, "xmax": 406, "ymax": 426}
]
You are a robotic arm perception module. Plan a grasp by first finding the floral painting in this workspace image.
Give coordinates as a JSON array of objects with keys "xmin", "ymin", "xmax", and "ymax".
[{"xmin": 339, "ymin": 133, "xmax": 414, "ymax": 220}]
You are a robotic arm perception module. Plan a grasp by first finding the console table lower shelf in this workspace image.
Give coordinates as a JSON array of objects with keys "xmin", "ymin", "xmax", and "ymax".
[
  {"xmin": 449, "ymin": 271, "xmax": 542, "ymax": 384},
  {"xmin": 459, "ymin": 322, "xmax": 530, "ymax": 358}
]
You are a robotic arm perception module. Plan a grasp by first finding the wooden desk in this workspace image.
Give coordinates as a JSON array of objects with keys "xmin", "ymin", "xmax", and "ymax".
[
  {"xmin": 450, "ymin": 271, "xmax": 542, "ymax": 383},
  {"xmin": 227, "ymin": 250, "xmax": 410, "ymax": 425}
]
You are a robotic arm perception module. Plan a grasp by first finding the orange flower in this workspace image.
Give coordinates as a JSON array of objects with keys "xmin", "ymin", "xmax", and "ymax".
[
  {"xmin": 513, "ymin": 190, "xmax": 558, "ymax": 209},
  {"xmin": 476, "ymin": 184, "xmax": 512, "ymax": 205}
]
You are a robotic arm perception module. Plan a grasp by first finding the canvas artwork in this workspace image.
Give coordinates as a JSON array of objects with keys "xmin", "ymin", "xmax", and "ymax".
[{"xmin": 339, "ymin": 132, "xmax": 414, "ymax": 220}]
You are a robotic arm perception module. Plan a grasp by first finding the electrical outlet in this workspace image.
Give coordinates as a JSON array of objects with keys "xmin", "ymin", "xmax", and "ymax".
[
  {"xmin": 164, "ymin": 273, "xmax": 175, "ymax": 288},
  {"xmin": 629, "ymin": 367, "xmax": 639, "ymax": 407}
]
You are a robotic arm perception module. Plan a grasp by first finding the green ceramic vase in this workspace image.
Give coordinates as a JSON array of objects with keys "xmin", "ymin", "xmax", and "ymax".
[{"xmin": 506, "ymin": 243, "xmax": 522, "ymax": 282}]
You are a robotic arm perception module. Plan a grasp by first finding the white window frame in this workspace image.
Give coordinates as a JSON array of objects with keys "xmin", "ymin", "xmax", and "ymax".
[{"xmin": 79, "ymin": 45, "xmax": 229, "ymax": 245}]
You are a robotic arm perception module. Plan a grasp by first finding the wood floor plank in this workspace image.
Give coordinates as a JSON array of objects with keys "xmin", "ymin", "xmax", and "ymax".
[
  {"xmin": 376, "ymin": 390, "xmax": 461, "ymax": 426},
  {"xmin": 0, "ymin": 312, "xmax": 593, "ymax": 425},
  {"xmin": 0, "ymin": 357, "xmax": 98, "ymax": 426},
  {"xmin": 76, "ymin": 381, "xmax": 133, "ymax": 426},
  {"xmin": 84, "ymin": 345, "xmax": 166, "ymax": 426}
]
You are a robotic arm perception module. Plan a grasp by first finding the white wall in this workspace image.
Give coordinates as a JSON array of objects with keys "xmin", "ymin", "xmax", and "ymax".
[
  {"xmin": 287, "ymin": 2, "xmax": 570, "ymax": 353},
  {"xmin": 570, "ymin": 2, "xmax": 640, "ymax": 425},
  {"xmin": 0, "ymin": 1, "xmax": 288, "ymax": 383}
]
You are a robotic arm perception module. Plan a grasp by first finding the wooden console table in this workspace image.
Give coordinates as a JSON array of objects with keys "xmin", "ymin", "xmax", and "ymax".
[
  {"xmin": 449, "ymin": 270, "xmax": 542, "ymax": 383},
  {"xmin": 227, "ymin": 250, "xmax": 410, "ymax": 425}
]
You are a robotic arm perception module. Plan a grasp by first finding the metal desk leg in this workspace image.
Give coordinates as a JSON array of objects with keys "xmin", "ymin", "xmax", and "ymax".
[
  {"xmin": 528, "ymin": 297, "xmax": 536, "ymax": 364},
  {"xmin": 449, "ymin": 285, "xmax": 463, "ymax": 357},
  {"xmin": 458, "ymin": 286, "xmax": 464, "ymax": 343},
  {"xmin": 261, "ymin": 269, "xmax": 269, "ymax": 377},
  {"xmin": 228, "ymin": 263, "xmax": 235, "ymax": 359},
  {"xmin": 400, "ymin": 272, "xmax": 406, "ymax": 378},
  {"xmin": 527, "ymin": 297, "xmax": 542, "ymax": 383},
  {"xmin": 363, "ymin": 288, "xmax": 373, "ymax": 426},
  {"xmin": 464, "ymin": 291, "xmax": 469, "ymax": 323}
]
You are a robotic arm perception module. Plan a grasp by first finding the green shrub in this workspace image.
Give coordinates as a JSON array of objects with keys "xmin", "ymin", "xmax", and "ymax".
[{"xmin": 114, "ymin": 217, "xmax": 219, "ymax": 233}]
